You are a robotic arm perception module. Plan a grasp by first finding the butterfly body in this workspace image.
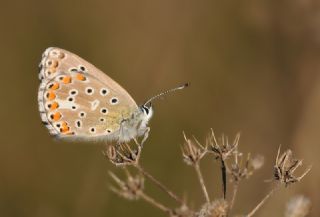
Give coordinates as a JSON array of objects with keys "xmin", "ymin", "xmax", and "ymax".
[
  {"xmin": 116, "ymin": 106, "xmax": 153, "ymax": 142},
  {"xmin": 38, "ymin": 47, "xmax": 152, "ymax": 143}
]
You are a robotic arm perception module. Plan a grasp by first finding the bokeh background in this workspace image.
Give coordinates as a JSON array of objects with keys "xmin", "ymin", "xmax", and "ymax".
[{"xmin": 1, "ymin": 0, "xmax": 319, "ymax": 216}]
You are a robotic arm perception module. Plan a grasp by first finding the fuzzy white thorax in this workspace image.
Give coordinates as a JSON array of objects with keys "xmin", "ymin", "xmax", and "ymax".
[{"xmin": 116, "ymin": 106, "xmax": 153, "ymax": 143}]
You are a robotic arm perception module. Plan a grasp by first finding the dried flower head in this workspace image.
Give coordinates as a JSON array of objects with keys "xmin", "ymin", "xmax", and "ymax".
[
  {"xmin": 251, "ymin": 154, "xmax": 265, "ymax": 170},
  {"xmin": 109, "ymin": 171, "xmax": 144, "ymax": 200},
  {"xmin": 182, "ymin": 132, "xmax": 207, "ymax": 165},
  {"xmin": 229, "ymin": 153, "xmax": 264, "ymax": 183},
  {"xmin": 274, "ymin": 146, "xmax": 311, "ymax": 186},
  {"xmin": 105, "ymin": 129, "xmax": 312, "ymax": 217},
  {"xmin": 285, "ymin": 195, "xmax": 311, "ymax": 217},
  {"xmin": 103, "ymin": 141, "xmax": 142, "ymax": 166},
  {"xmin": 196, "ymin": 199, "xmax": 228, "ymax": 217},
  {"xmin": 169, "ymin": 204, "xmax": 194, "ymax": 217},
  {"xmin": 207, "ymin": 130, "xmax": 240, "ymax": 161}
]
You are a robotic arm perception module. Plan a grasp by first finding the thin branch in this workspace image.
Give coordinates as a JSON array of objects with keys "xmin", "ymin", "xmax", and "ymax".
[
  {"xmin": 297, "ymin": 165, "xmax": 312, "ymax": 181},
  {"xmin": 195, "ymin": 163, "xmax": 210, "ymax": 203},
  {"xmin": 229, "ymin": 183, "xmax": 239, "ymax": 210},
  {"xmin": 139, "ymin": 191, "xmax": 171, "ymax": 214},
  {"xmin": 135, "ymin": 164, "xmax": 184, "ymax": 205},
  {"xmin": 246, "ymin": 184, "xmax": 280, "ymax": 217}
]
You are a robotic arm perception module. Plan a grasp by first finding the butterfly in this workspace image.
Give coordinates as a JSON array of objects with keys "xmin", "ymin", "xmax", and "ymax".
[{"xmin": 38, "ymin": 47, "xmax": 188, "ymax": 144}]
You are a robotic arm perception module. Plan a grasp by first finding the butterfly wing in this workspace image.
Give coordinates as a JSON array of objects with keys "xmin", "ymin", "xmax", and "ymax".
[{"xmin": 38, "ymin": 47, "xmax": 138, "ymax": 140}]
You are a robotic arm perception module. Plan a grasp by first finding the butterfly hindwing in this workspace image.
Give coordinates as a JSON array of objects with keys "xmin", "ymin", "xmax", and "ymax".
[{"xmin": 38, "ymin": 47, "xmax": 138, "ymax": 140}]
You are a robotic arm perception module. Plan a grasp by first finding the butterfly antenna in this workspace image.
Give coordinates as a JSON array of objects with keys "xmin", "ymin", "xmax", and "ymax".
[{"xmin": 144, "ymin": 83, "xmax": 190, "ymax": 106}]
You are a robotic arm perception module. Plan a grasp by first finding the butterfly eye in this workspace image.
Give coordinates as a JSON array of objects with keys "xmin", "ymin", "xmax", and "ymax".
[
  {"xmin": 110, "ymin": 97, "xmax": 119, "ymax": 105},
  {"xmin": 142, "ymin": 106, "xmax": 149, "ymax": 115},
  {"xmin": 85, "ymin": 87, "xmax": 94, "ymax": 95},
  {"xmin": 106, "ymin": 129, "xmax": 112, "ymax": 134}
]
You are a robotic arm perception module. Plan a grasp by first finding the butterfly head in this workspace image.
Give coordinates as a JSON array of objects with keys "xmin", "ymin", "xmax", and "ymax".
[
  {"xmin": 128, "ymin": 83, "xmax": 189, "ymax": 132},
  {"xmin": 141, "ymin": 102, "xmax": 153, "ymax": 119},
  {"xmin": 118, "ymin": 83, "xmax": 189, "ymax": 143},
  {"xmin": 116, "ymin": 103, "xmax": 153, "ymax": 143}
]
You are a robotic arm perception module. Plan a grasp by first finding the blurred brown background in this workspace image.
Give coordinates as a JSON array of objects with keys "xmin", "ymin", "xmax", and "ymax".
[{"xmin": 0, "ymin": 0, "xmax": 319, "ymax": 216}]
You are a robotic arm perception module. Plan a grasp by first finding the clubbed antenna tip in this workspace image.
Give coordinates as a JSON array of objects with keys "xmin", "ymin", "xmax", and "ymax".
[
  {"xmin": 183, "ymin": 82, "xmax": 190, "ymax": 88},
  {"xmin": 144, "ymin": 82, "xmax": 190, "ymax": 106}
]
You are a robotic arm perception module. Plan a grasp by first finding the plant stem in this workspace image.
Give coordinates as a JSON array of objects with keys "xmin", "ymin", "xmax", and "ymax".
[
  {"xmin": 135, "ymin": 164, "xmax": 184, "ymax": 204},
  {"xmin": 229, "ymin": 183, "xmax": 238, "ymax": 210},
  {"xmin": 246, "ymin": 184, "xmax": 280, "ymax": 217},
  {"xmin": 221, "ymin": 158, "xmax": 227, "ymax": 199},
  {"xmin": 139, "ymin": 191, "xmax": 171, "ymax": 214},
  {"xmin": 195, "ymin": 163, "xmax": 210, "ymax": 203}
]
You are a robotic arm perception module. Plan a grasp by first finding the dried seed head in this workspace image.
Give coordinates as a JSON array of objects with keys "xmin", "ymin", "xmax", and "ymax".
[
  {"xmin": 182, "ymin": 132, "xmax": 207, "ymax": 165},
  {"xmin": 274, "ymin": 146, "xmax": 311, "ymax": 186},
  {"xmin": 251, "ymin": 154, "xmax": 265, "ymax": 170},
  {"xmin": 285, "ymin": 195, "xmax": 311, "ymax": 217},
  {"xmin": 104, "ymin": 145, "xmax": 117, "ymax": 161},
  {"xmin": 109, "ymin": 171, "xmax": 144, "ymax": 200},
  {"xmin": 229, "ymin": 153, "xmax": 264, "ymax": 183},
  {"xmin": 103, "ymin": 142, "xmax": 142, "ymax": 166},
  {"xmin": 207, "ymin": 130, "xmax": 240, "ymax": 161},
  {"xmin": 197, "ymin": 199, "xmax": 228, "ymax": 217},
  {"xmin": 170, "ymin": 204, "xmax": 194, "ymax": 217}
]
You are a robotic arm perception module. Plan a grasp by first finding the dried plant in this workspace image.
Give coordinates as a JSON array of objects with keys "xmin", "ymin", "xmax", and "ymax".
[
  {"xmin": 285, "ymin": 195, "xmax": 311, "ymax": 217},
  {"xmin": 207, "ymin": 131, "xmax": 240, "ymax": 199},
  {"xmin": 274, "ymin": 146, "xmax": 311, "ymax": 186},
  {"xmin": 104, "ymin": 130, "xmax": 311, "ymax": 217},
  {"xmin": 109, "ymin": 170, "xmax": 144, "ymax": 201},
  {"xmin": 197, "ymin": 199, "xmax": 228, "ymax": 217}
]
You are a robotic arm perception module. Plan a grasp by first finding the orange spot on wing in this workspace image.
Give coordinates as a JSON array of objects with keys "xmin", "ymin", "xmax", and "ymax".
[
  {"xmin": 76, "ymin": 73, "xmax": 86, "ymax": 81},
  {"xmin": 48, "ymin": 68, "xmax": 56, "ymax": 74},
  {"xmin": 51, "ymin": 112, "xmax": 61, "ymax": 121},
  {"xmin": 50, "ymin": 102, "xmax": 59, "ymax": 110},
  {"xmin": 58, "ymin": 52, "xmax": 65, "ymax": 59},
  {"xmin": 50, "ymin": 83, "xmax": 60, "ymax": 90},
  {"xmin": 62, "ymin": 76, "xmax": 72, "ymax": 84},
  {"xmin": 52, "ymin": 60, "xmax": 59, "ymax": 68},
  {"xmin": 60, "ymin": 121, "xmax": 70, "ymax": 133},
  {"xmin": 47, "ymin": 91, "xmax": 56, "ymax": 100},
  {"xmin": 65, "ymin": 132, "xmax": 75, "ymax": 135}
]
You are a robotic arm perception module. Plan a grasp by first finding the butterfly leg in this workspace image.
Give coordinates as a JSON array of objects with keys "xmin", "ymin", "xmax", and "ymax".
[{"xmin": 140, "ymin": 127, "xmax": 150, "ymax": 147}]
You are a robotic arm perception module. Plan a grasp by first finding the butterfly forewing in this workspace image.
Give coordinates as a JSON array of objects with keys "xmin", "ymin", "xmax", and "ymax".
[{"xmin": 38, "ymin": 47, "xmax": 138, "ymax": 140}]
